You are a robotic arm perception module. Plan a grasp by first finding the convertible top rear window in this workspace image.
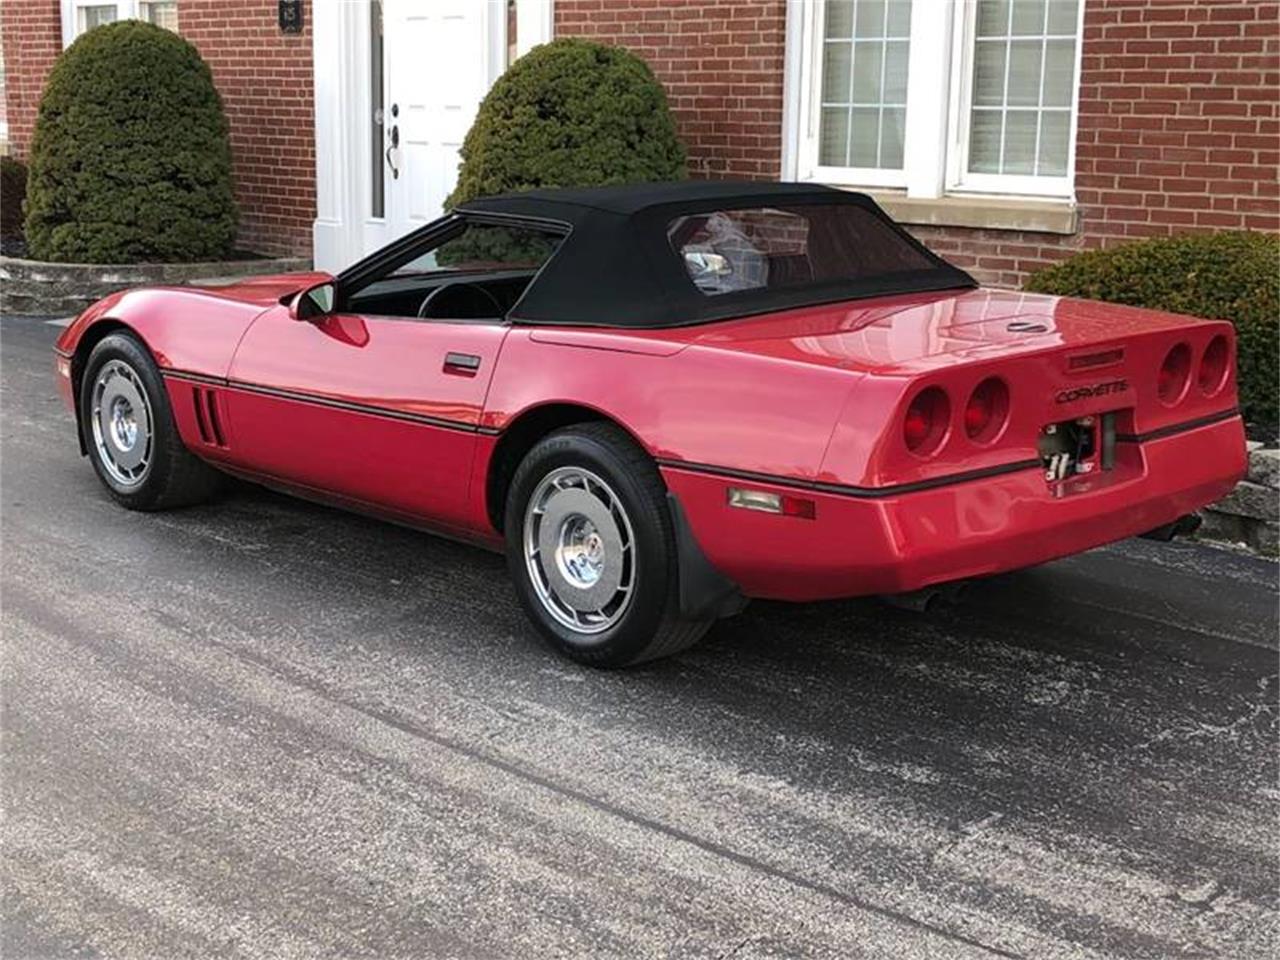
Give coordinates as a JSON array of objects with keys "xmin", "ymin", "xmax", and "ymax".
[
  {"xmin": 668, "ymin": 204, "xmax": 937, "ymax": 297},
  {"xmin": 432, "ymin": 182, "xmax": 976, "ymax": 328}
]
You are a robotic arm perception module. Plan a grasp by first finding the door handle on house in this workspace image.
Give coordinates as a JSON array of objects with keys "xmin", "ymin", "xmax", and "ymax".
[{"xmin": 385, "ymin": 122, "xmax": 400, "ymax": 180}]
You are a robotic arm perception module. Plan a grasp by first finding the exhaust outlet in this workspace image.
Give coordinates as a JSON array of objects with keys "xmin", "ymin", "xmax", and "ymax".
[
  {"xmin": 881, "ymin": 580, "xmax": 971, "ymax": 613},
  {"xmin": 1139, "ymin": 513, "xmax": 1202, "ymax": 542}
]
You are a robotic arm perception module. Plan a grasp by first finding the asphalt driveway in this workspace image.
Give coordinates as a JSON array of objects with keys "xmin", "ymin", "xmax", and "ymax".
[{"xmin": 2, "ymin": 313, "xmax": 1277, "ymax": 959}]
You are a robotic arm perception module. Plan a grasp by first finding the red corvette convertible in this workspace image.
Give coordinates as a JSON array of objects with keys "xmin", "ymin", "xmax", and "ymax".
[{"xmin": 54, "ymin": 182, "xmax": 1246, "ymax": 666}]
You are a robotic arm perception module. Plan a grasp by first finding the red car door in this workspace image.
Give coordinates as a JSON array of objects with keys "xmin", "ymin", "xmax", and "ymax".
[{"xmin": 223, "ymin": 305, "xmax": 507, "ymax": 534}]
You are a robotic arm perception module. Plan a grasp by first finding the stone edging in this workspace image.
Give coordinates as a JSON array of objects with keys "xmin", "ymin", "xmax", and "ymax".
[
  {"xmin": 1199, "ymin": 442, "xmax": 1279, "ymax": 556},
  {"xmin": 0, "ymin": 254, "xmax": 312, "ymax": 315}
]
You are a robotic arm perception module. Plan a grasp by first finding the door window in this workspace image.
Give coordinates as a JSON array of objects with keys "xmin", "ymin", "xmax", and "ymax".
[{"xmin": 344, "ymin": 218, "xmax": 566, "ymax": 321}]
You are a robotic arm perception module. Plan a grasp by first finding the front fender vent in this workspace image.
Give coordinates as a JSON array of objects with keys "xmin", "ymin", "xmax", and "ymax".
[{"xmin": 191, "ymin": 386, "xmax": 227, "ymax": 447}]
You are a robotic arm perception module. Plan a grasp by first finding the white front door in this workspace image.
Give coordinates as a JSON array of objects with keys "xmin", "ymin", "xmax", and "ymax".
[
  {"xmin": 312, "ymin": 0, "xmax": 552, "ymax": 272},
  {"xmin": 363, "ymin": 0, "xmax": 501, "ymax": 254}
]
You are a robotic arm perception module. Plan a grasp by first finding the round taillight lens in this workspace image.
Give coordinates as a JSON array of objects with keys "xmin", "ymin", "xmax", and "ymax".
[
  {"xmin": 1157, "ymin": 343, "xmax": 1192, "ymax": 405},
  {"xmin": 904, "ymin": 387, "xmax": 950, "ymax": 456},
  {"xmin": 964, "ymin": 377, "xmax": 1010, "ymax": 444},
  {"xmin": 1198, "ymin": 335, "xmax": 1229, "ymax": 395}
]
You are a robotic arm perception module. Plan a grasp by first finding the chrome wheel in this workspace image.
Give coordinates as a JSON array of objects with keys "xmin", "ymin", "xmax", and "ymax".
[
  {"xmin": 90, "ymin": 359, "xmax": 153, "ymax": 487},
  {"xmin": 523, "ymin": 466, "xmax": 636, "ymax": 635}
]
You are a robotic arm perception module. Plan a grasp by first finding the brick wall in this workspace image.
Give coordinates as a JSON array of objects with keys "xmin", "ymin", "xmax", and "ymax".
[
  {"xmin": 555, "ymin": 0, "xmax": 787, "ymax": 179},
  {"xmin": 0, "ymin": 0, "xmax": 314, "ymax": 257},
  {"xmin": 3, "ymin": 1, "xmax": 1275, "ymax": 276},
  {"xmin": 178, "ymin": 0, "xmax": 314, "ymax": 256},
  {"xmin": 556, "ymin": 0, "xmax": 1279, "ymax": 289},
  {"xmin": 0, "ymin": 1, "xmax": 61, "ymax": 156}
]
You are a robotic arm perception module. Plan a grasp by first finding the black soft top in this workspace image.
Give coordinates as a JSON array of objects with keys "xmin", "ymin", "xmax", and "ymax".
[{"xmin": 457, "ymin": 181, "xmax": 976, "ymax": 328}]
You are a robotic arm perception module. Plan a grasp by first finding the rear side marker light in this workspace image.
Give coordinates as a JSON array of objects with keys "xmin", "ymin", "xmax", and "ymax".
[
  {"xmin": 727, "ymin": 487, "xmax": 815, "ymax": 520},
  {"xmin": 964, "ymin": 377, "xmax": 1010, "ymax": 444},
  {"xmin": 904, "ymin": 387, "xmax": 949, "ymax": 457},
  {"xmin": 1158, "ymin": 343, "xmax": 1192, "ymax": 405},
  {"xmin": 1198, "ymin": 335, "xmax": 1229, "ymax": 396}
]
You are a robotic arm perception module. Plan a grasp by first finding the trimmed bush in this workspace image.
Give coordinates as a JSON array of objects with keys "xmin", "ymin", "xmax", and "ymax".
[
  {"xmin": 1026, "ymin": 232, "xmax": 1279, "ymax": 430},
  {"xmin": 1, "ymin": 156, "xmax": 26, "ymax": 240},
  {"xmin": 446, "ymin": 38, "xmax": 687, "ymax": 209},
  {"xmin": 24, "ymin": 21, "xmax": 237, "ymax": 263}
]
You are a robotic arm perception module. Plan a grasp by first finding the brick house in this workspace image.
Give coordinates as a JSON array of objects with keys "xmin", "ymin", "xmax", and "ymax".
[{"xmin": 2, "ymin": 0, "xmax": 1276, "ymax": 284}]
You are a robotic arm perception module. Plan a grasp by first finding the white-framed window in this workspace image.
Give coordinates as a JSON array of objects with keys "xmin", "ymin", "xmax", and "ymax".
[
  {"xmin": 61, "ymin": 0, "xmax": 178, "ymax": 45},
  {"xmin": 787, "ymin": 0, "xmax": 1085, "ymax": 201}
]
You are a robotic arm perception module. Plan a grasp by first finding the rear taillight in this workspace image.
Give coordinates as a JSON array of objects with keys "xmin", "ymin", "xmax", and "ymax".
[
  {"xmin": 904, "ymin": 387, "xmax": 949, "ymax": 456},
  {"xmin": 1157, "ymin": 343, "xmax": 1192, "ymax": 405},
  {"xmin": 964, "ymin": 377, "xmax": 1010, "ymax": 444},
  {"xmin": 1198, "ymin": 335, "xmax": 1229, "ymax": 396}
]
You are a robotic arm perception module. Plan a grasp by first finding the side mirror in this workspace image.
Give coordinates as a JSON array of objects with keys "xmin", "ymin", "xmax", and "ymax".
[{"xmin": 289, "ymin": 282, "xmax": 336, "ymax": 321}]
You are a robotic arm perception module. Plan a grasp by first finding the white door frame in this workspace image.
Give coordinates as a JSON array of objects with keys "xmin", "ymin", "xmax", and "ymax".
[{"xmin": 312, "ymin": 1, "xmax": 555, "ymax": 273}]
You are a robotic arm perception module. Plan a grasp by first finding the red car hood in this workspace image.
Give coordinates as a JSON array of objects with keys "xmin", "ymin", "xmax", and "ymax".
[
  {"xmin": 679, "ymin": 287, "xmax": 1212, "ymax": 373},
  {"xmin": 187, "ymin": 270, "xmax": 331, "ymax": 307}
]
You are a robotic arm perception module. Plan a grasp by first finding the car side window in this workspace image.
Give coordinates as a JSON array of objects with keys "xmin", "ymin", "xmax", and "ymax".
[{"xmin": 345, "ymin": 220, "xmax": 566, "ymax": 322}]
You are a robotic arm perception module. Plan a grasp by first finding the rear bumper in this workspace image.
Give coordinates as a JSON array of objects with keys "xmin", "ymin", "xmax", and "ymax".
[{"xmin": 661, "ymin": 415, "xmax": 1247, "ymax": 602}]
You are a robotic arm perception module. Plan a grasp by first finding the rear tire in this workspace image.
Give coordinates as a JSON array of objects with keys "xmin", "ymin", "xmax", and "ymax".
[
  {"xmin": 504, "ymin": 423, "xmax": 711, "ymax": 667},
  {"xmin": 80, "ymin": 332, "xmax": 223, "ymax": 511}
]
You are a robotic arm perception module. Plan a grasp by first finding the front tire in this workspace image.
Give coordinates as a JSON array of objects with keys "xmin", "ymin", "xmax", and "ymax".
[
  {"xmin": 80, "ymin": 332, "xmax": 223, "ymax": 510},
  {"xmin": 504, "ymin": 423, "xmax": 711, "ymax": 667}
]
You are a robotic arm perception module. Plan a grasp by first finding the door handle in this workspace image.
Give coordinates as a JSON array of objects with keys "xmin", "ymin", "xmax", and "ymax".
[
  {"xmin": 443, "ymin": 352, "xmax": 481, "ymax": 376},
  {"xmin": 386, "ymin": 122, "xmax": 400, "ymax": 179}
]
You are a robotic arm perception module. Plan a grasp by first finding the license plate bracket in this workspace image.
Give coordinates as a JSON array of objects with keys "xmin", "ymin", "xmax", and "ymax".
[{"xmin": 1038, "ymin": 414, "xmax": 1116, "ymax": 483}]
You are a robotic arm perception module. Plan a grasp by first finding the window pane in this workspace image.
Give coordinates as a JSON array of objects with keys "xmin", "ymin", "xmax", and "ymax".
[
  {"xmin": 855, "ymin": 0, "xmax": 886, "ymax": 39},
  {"xmin": 886, "ymin": 0, "xmax": 911, "ymax": 37},
  {"xmin": 976, "ymin": 0, "xmax": 1010, "ymax": 37},
  {"xmin": 851, "ymin": 42, "xmax": 883, "ymax": 103},
  {"xmin": 396, "ymin": 223, "xmax": 563, "ymax": 275},
  {"xmin": 668, "ymin": 205, "xmax": 940, "ymax": 298},
  {"xmin": 1006, "ymin": 40, "xmax": 1042, "ymax": 107},
  {"xmin": 1002, "ymin": 111, "xmax": 1038, "ymax": 174},
  {"xmin": 1011, "ymin": 0, "xmax": 1046, "ymax": 35},
  {"xmin": 826, "ymin": 0, "xmax": 854, "ymax": 38},
  {"xmin": 883, "ymin": 40, "xmax": 909, "ymax": 102},
  {"xmin": 972, "ymin": 40, "xmax": 1006, "ymax": 106},
  {"xmin": 966, "ymin": 0, "xmax": 1079, "ymax": 179},
  {"xmin": 815, "ymin": 0, "xmax": 912, "ymax": 172},
  {"xmin": 1038, "ymin": 111, "xmax": 1070, "ymax": 176},
  {"xmin": 822, "ymin": 41, "xmax": 852, "ymax": 102},
  {"xmin": 369, "ymin": 0, "xmax": 385, "ymax": 218},
  {"xmin": 881, "ymin": 107, "xmax": 906, "ymax": 168},
  {"xmin": 1043, "ymin": 39, "xmax": 1076, "ymax": 107},
  {"xmin": 820, "ymin": 108, "xmax": 850, "ymax": 165},
  {"xmin": 969, "ymin": 112, "xmax": 1003, "ymax": 173},
  {"xmin": 140, "ymin": 1, "xmax": 178, "ymax": 31},
  {"xmin": 850, "ymin": 107, "xmax": 880, "ymax": 166},
  {"xmin": 78, "ymin": 5, "xmax": 118, "ymax": 32},
  {"xmin": 1046, "ymin": 0, "xmax": 1078, "ymax": 34}
]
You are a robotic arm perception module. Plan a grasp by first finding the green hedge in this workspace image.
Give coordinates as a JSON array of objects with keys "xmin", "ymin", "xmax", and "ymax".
[
  {"xmin": 1, "ymin": 156, "xmax": 26, "ymax": 240},
  {"xmin": 1025, "ymin": 232, "xmax": 1279, "ymax": 430},
  {"xmin": 24, "ymin": 21, "xmax": 237, "ymax": 263},
  {"xmin": 446, "ymin": 38, "xmax": 686, "ymax": 209}
]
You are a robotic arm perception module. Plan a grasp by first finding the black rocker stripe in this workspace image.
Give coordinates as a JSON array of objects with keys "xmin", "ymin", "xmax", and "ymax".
[
  {"xmin": 159, "ymin": 367, "xmax": 1241, "ymax": 490},
  {"xmin": 655, "ymin": 457, "xmax": 1044, "ymax": 500},
  {"xmin": 161, "ymin": 368, "xmax": 501, "ymax": 435},
  {"xmin": 1115, "ymin": 407, "xmax": 1241, "ymax": 444}
]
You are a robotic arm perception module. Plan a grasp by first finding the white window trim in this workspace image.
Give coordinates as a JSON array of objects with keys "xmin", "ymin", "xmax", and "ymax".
[
  {"xmin": 793, "ymin": 0, "xmax": 916, "ymax": 190},
  {"xmin": 783, "ymin": 0, "xmax": 1085, "ymax": 203},
  {"xmin": 60, "ymin": 0, "xmax": 175, "ymax": 46},
  {"xmin": 944, "ymin": 0, "xmax": 1086, "ymax": 199}
]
